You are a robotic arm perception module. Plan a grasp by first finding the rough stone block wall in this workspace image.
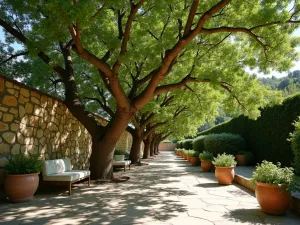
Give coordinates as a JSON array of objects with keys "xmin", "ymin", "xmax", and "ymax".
[{"xmin": 0, "ymin": 75, "xmax": 133, "ymax": 170}]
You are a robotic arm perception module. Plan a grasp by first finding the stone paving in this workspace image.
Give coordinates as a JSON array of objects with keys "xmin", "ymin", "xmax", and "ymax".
[{"xmin": 1, "ymin": 151, "xmax": 300, "ymax": 225}]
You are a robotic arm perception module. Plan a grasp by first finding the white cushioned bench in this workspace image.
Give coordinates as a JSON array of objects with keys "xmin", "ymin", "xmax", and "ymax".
[
  {"xmin": 112, "ymin": 160, "xmax": 131, "ymax": 172},
  {"xmin": 42, "ymin": 158, "xmax": 90, "ymax": 195}
]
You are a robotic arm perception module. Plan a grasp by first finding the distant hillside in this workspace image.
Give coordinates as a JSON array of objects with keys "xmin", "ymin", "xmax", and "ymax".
[{"xmin": 260, "ymin": 70, "xmax": 300, "ymax": 96}]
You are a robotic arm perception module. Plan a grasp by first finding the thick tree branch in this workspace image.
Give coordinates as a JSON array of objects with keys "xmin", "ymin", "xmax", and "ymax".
[
  {"xmin": 134, "ymin": 0, "xmax": 231, "ymax": 109},
  {"xmin": 183, "ymin": 0, "xmax": 199, "ymax": 35},
  {"xmin": 141, "ymin": 112, "xmax": 155, "ymax": 130},
  {"xmin": 112, "ymin": 0, "xmax": 146, "ymax": 74},
  {"xmin": 145, "ymin": 121, "xmax": 168, "ymax": 138}
]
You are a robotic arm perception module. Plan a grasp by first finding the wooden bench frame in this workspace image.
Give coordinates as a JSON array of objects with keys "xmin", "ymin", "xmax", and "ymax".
[
  {"xmin": 43, "ymin": 175, "xmax": 90, "ymax": 195},
  {"xmin": 113, "ymin": 163, "xmax": 131, "ymax": 172}
]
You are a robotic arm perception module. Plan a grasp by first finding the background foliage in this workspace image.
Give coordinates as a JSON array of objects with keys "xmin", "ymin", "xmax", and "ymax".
[{"xmin": 199, "ymin": 94, "xmax": 300, "ymax": 167}]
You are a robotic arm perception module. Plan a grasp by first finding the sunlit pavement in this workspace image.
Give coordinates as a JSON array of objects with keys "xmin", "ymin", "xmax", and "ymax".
[{"xmin": 1, "ymin": 151, "xmax": 300, "ymax": 225}]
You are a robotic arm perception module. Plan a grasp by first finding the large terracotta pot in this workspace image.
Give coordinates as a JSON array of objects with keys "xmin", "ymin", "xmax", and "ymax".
[
  {"xmin": 255, "ymin": 182, "xmax": 292, "ymax": 215},
  {"xmin": 215, "ymin": 166, "xmax": 235, "ymax": 184},
  {"xmin": 189, "ymin": 157, "xmax": 199, "ymax": 166},
  {"xmin": 187, "ymin": 155, "xmax": 190, "ymax": 161},
  {"xmin": 183, "ymin": 153, "xmax": 187, "ymax": 160},
  {"xmin": 235, "ymin": 155, "xmax": 247, "ymax": 166},
  {"xmin": 4, "ymin": 173, "xmax": 39, "ymax": 202},
  {"xmin": 201, "ymin": 160, "xmax": 213, "ymax": 172}
]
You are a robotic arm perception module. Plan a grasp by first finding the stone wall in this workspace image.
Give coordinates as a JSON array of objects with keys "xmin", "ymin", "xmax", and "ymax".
[{"xmin": 0, "ymin": 75, "xmax": 133, "ymax": 171}]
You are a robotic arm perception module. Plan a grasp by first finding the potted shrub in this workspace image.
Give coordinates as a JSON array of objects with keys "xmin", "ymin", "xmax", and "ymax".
[
  {"xmin": 186, "ymin": 150, "xmax": 191, "ymax": 162},
  {"xmin": 114, "ymin": 149, "xmax": 126, "ymax": 161},
  {"xmin": 4, "ymin": 153, "xmax": 42, "ymax": 202},
  {"xmin": 177, "ymin": 149, "xmax": 183, "ymax": 157},
  {"xmin": 250, "ymin": 161, "xmax": 300, "ymax": 215},
  {"xmin": 212, "ymin": 153, "xmax": 237, "ymax": 185},
  {"xmin": 199, "ymin": 151, "xmax": 213, "ymax": 172},
  {"xmin": 188, "ymin": 150, "xmax": 199, "ymax": 166},
  {"xmin": 183, "ymin": 150, "xmax": 188, "ymax": 160},
  {"xmin": 235, "ymin": 151, "xmax": 253, "ymax": 166}
]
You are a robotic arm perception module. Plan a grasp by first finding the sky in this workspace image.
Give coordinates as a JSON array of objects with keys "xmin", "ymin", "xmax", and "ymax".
[{"xmin": 1, "ymin": 25, "xmax": 300, "ymax": 79}]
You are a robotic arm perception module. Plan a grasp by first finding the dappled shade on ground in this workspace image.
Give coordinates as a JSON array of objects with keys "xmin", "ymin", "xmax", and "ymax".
[{"xmin": 0, "ymin": 151, "xmax": 300, "ymax": 224}]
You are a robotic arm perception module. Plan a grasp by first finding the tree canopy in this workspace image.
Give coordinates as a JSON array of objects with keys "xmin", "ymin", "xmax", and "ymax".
[{"xmin": 1, "ymin": 0, "xmax": 300, "ymax": 178}]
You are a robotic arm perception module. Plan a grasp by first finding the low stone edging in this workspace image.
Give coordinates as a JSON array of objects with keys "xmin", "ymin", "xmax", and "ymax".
[{"xmin": 234, "ymin": 174, "xmax": 300, "ymax": 215}]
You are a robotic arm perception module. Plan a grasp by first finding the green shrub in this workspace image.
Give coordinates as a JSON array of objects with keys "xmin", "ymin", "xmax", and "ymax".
[
  {"xmin": 250, "ymin": 161, "xmax": 300, "ymax": 193},
  {"xmin": 5, "ymin": 153, "xmax": 43, "ymax": 175},
  {"xmin": 204, "ymin": 133, "xmax": 245, "ymax": 156},
  {"xmin": 177, "ymin": 141, "xmax": 184, "ymax": 148},
  {"xmin": 199, "ymin": 151, "xmax": 213, "ymax": 161},
  {"xmin": 199, "ymin": 94, "xmax": 300, "ymax": 167},
  {"xmin": 114, "ymin": 149, "xmax": 126, "ymax": 155},
  {"xmin": 187, "ymin": 150, "xmax": 199, "ymax": 157},
  {"xmin": 193, "ymin": 136, "xmax": 206, "ymax": 152},
  {"xmin": 212, "ymin": 153, "xmax": 237, "ymax": 167},
  {"xmin": 290, "ymin": 117, "xmax": 300, "ymax": 175},
  {"xmin": 176, "ymin": 149, "xmax": 183, "ymax": 153},
  {"xmin": 183, "ymin": 150, "xmax": 189, "ymax": 155},
  {"xmin": 182, "ymin": 139, "xmax": 194, "ymax": 150}
]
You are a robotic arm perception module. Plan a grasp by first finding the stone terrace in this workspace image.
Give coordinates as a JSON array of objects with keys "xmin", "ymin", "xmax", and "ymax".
[{"xmin": 1, "ymin": 151, "xmax": 300, "ymax": 225}]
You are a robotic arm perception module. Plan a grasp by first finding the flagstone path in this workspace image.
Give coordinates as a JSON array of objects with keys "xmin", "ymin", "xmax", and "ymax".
[{"xmin": 1, "ymin": 151, "xmax": 300, "ymax": 225}]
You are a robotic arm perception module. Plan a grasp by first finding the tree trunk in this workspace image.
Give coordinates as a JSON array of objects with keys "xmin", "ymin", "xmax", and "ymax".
[
  {"xmin": 90, "ymin": 139, "xmax": 114, "ymax": 180},
  {"xmin": 129, "ymin": 132, "xmax": 143, "ymax": 164},
  {"xmin": 143, "ymin": 139, "xmax": 151, "ymax": 159},
  {"xmin": 150, "ymin": 138, "xmax": 155, "ymax": 156},
  {"xmin": 154, "ymin": 141, "xmax": 160, "ymax": 155},
  {"xmin": 89, "ymin": 109, "xmax": 133, "ymax": 179}
]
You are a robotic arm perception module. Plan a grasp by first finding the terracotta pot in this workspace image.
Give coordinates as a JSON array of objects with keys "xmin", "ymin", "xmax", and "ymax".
[
  {"xmin": 235, "ymin": 155, "xmax": 247, "ymax": 166},
  {"xmin": 255, "ymin": 182, "xmax": 292, "ymax": 215},
  {"xmin": 187, "ymin": 155, "xmax": 190, "ymax": 161},
  {"xmin": 183, "ymin": 154, "xmax": 187, "ymax": 160},
  {"xmin": 201, "ymin": 160, "xmax": 213, "ymax": 172},
  {"xmin": 215, "ymin": 166, "xmax": 235, "ymax": 185},
  {"xmin": 189, "ymin": 157, "xmax": 199, "ymax": 166},
  {"xmin": 4, "ymin": 173, "xmax": 39, "ymax": 202}
]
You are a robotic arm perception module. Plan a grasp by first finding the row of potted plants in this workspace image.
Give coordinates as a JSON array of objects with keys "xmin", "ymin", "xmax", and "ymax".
[{"xmin": 175, "ymin": 148, "xmax": 300, "ymax": 216}]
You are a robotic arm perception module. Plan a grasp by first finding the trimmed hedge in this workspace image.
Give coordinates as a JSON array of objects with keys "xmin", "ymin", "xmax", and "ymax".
[
  {"xmin": 199, "ymin": 94, "xmax": 300, "ymax": 167},
  {"xmin": 182, "ymin": 139, "xmax": 194, "ymax": 150},
  {"xmin": 290, "ymin": 118, "xmax": 300, "ymax": 175},
  {"xmin": 193, "ymin": 135, "xmax": 206, "ymax": 152},
  {"xmin": 204, "ymin": 133, "xmax": 245, "ymax": 156}
]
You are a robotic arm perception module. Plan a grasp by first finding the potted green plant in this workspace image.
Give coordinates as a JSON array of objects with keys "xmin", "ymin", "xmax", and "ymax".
[
  {"xmin": 182, "ymin": 150, "xmax": 188, "ymax": 160},
  {"xmin": 212, "ymin": 153, "xmax": 237, "ymax": 185},
  {"xmin": 114, "ymin": 149, "xmax": 126, "ymax": 161},
  {"xmin": 4, "ymin": 153, "xmax": 42, "ymax": 202},
  {"xmin": 250, "ymin": 161, "xmax": 300, "ymax": 215},
  {"xmin": 188, "ymin": 150, "xmax": 199, "ymax": 166},
  {"xmin": 199, "ymin": 151, "xmax": 213, "ymax": 172},
  {"xmin": 177, "ymin": 149, "xmax": 183, "ymax": 157},
  {"xmin": 235, "ymin": 151, "xmax": 253, "ymax": 166}
]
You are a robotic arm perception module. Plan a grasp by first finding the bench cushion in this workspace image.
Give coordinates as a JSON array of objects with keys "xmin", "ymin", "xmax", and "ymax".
[
  {"xmin": 63, "ymin": 158, "xmax": 72, "ymax": 171},
  {"xmin": 43, "ymin": 170, "xmax": 90, "ymax": 182},
  {"xmin": 113, "ymin": 160, "xmax": 131, "ymax": 166},
  {"xmin": 42, "ymin": 159, "xmax": 66, "ymax": 176}
]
